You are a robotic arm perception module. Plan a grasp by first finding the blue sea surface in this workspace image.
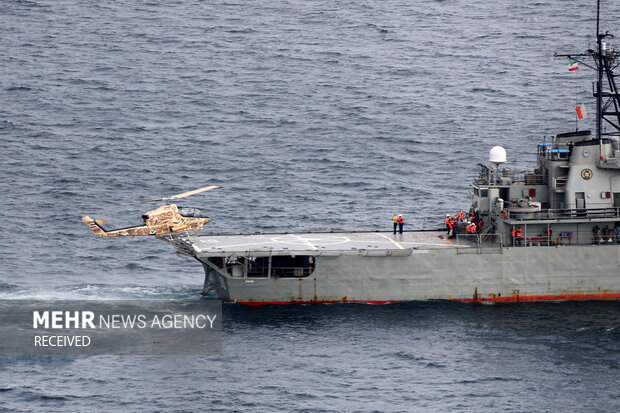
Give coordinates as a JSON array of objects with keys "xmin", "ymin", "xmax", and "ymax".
[{"xmin": 1, "ymin": 0, "xmax": 619, "ymax": 411}]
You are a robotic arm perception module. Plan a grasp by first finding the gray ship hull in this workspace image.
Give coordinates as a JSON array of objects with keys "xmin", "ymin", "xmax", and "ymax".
[
  {"xmin": 215, "ymin": 245, "xmax": 619, "ymax": 305},
  {"xmin": 168, "ymin": 231, "xmax": 620, "ymax": 305}
]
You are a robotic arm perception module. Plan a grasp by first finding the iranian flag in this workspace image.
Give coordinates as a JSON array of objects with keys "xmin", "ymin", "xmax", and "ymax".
[
  {"xmin": 567, "ymin": 60, "xmax": 579, "ymax": 71},
  {"xmin": 576, "ymin": 104, "xmax": 587, "ymax": 119}
]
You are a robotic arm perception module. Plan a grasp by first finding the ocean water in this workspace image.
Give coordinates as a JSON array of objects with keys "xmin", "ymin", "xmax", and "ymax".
[{"xmin": 1, "ymin": 0, "xmax": 619, "ymax": 411}]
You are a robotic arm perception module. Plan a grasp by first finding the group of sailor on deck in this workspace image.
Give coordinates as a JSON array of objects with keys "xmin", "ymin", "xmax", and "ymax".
[
  {"xmin": 444, "ymin": 211, "xmax": 483, "ymax": 239},
  {"xmin": 593, "ymin": 225, "xmax": 620, "ymax": 244}
]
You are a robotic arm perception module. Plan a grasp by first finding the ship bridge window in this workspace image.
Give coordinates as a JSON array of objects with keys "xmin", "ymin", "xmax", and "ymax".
[
  {"xmin": 549, "ymin": 149, "xmax": 570, "ymax": 161},
  {"xmin": 474, "ymin": 187, "xmax": 488, "ymax": 197},
  {"xmin": 244, "ymin": 255, "xmax": 314, "ymax": 278}
]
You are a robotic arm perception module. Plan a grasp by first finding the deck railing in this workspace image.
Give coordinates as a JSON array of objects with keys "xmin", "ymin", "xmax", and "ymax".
[
  {"xmin": 455, "ymin": 234, "xmax": 504, "ymax": 255},
  {"xmin": 507, "ymin": 207, "xmax": 620, "ymax": 221}
]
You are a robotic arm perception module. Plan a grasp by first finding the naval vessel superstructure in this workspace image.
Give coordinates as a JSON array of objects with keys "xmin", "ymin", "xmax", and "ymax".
[{"xmin": 164, "ymin": 6, "xmax": 620, "ymax": 305}]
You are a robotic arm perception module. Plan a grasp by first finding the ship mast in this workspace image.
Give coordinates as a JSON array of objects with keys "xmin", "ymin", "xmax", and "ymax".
[{"xmin": 555, "ymin": 0, "xmax": 620, "ymax": 141}]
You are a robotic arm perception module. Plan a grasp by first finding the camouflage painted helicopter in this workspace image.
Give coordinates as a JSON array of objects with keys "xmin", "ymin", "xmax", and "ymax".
[{"xmin": 81, "ymin": 185, "xmax": 219, "ymax": 237}]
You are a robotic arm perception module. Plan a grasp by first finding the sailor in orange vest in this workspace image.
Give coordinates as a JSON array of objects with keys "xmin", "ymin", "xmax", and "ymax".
[
  {"xmin": 547, "ymin": 227, "xmax": 553, "ymax": 237},
  {"xmin": 515, "ymin": 227, "xmax": 522, "ymax": 237},
  {"xmin": 445, "ymin": 214, "xmax": 451, "ymax": 233},
  {"xmin": 397, "ymin": 214, "xmax": 404, "ymax": 234},
  {"xmin": 458, "ymin": 211, "xmax": 465, "ymax": 222},
  {"xmin": 448, "ymin": 217, "xmax": 457, "ymax": 239}
]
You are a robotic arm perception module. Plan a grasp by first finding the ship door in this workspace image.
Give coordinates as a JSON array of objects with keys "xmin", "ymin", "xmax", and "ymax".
[{"xmin": 575, "ymin": 192, "xmax": 586, "ymax": 209}]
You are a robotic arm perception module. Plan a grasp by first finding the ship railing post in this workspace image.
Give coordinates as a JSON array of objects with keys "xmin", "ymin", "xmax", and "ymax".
[{"xmin": 576, "ymin": 223, "xmax": 579, "ymax": 245}]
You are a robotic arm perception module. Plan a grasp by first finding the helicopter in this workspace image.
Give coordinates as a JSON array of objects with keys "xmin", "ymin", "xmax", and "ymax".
[{"xmin": 81, "ymin": 185, "xmax": 219, "ymax": 237}]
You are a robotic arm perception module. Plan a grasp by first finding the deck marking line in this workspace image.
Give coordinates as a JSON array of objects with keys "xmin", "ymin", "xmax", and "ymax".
[
  {"xmin": 294, "ymin": 235, "xmax": 317, "ymax": 250},
  {"xmin": 376, "ymin": 233, "xmax": 405, "ymax": 249},
  {"xmin": 215, "ymin": 241, "xmax": 278, "ymax": 249}
]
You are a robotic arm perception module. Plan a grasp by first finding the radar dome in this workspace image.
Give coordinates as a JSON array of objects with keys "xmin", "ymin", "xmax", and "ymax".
[{"xmin": 489, "ymin": 146, "xmax": 507, "ymax": 165}]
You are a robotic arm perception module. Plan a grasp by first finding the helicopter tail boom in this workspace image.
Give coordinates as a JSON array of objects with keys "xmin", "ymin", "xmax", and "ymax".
[{"xmin": 81, "ymin": 216, "xmax": 110, "ymax": 237}]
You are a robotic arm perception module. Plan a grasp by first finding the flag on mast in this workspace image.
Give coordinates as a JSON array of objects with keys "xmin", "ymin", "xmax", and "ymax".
[
  {"xmin": 576, "ymin": 103, "xmax": 587, "ymax": 119},
  {"xmin": 567, "ymin": 60, "xmax": 579, "ymax": 71}
]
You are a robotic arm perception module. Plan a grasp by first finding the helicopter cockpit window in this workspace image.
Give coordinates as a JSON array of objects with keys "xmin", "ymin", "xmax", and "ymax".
[{"xmin": 178, "ymin": 207, "xmax": 209, "ymax": 218}]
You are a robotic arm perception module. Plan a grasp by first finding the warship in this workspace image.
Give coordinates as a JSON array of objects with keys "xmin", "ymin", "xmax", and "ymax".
[{"xmin": 162, "ymin": 5, "xmax": 620, "ymax": 305}]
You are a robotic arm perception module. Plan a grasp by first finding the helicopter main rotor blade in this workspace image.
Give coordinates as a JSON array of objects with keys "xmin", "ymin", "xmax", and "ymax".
[
  {"xmin": 115, "ymin": 185, "xmax": 219, "ymax": 206},
  {"xmin": 116, "ymin": 198, "xmax": 165, "ymax": 207},
  {"xmin": 170, "ymin": 185, "xmax": 219, "ymax": 199}
]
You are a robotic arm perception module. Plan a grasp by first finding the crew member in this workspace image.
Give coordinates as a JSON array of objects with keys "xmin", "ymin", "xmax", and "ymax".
[
  {"xmin": 449, "ymin": 217, "xmax": 457, "ymax": 239},
  {"xmin": 445, "ymin": 214, "xmax": 451, "ymax": 232},
  {"xmin": 593, "ymin": 225, "xmax": 601, "ymax": 244},
  {"xmin": 447, "ymin": 217, "xmax": 455, "ymax": 238},
  {"xmin": 602, "ymin": 225, "xmax": 611, "ymax": 243},
  {"xmin": 392, "ymin": 215, "xmax": 399, "ymax": 234},
  {"xmin": 397, "ymin": 214, "xmax": 404, "ymax": 234}
]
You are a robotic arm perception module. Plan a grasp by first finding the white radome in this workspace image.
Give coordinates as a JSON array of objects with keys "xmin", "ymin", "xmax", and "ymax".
[{"xmin": 489, "ymin": 146, "xmax": 507, "ymax": 165}]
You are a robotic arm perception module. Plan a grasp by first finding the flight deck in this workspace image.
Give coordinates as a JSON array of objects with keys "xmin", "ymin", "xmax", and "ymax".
[{"xmin": 175, "ymin": 231, "xmax": 468, "ymax": 257}]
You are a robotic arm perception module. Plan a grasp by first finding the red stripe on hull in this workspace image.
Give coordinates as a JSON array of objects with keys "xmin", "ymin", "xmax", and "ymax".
[
  {"xmin": 230, "ymin": 293, "xmax": 620, "ymax": 306},
  {"xmin": 232, "ymin": 299, "xmax": 403, "ymax": 306},
  {"xmin": 450, "ymin": 292, "xmax": 620, "ymax": 304}
]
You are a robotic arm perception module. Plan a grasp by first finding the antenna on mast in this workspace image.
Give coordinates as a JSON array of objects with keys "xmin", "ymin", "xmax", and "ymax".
[
  {"xmin": 596, "ymin": 0, "xmax": 603, "ymax": 141},
  {"xmin": 596, "ymin": 0, "xmax": 600, "ymax": 38},
  {"xmin": 554, "ymin": 0, "xmax": 620, "ymax": 141}
]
